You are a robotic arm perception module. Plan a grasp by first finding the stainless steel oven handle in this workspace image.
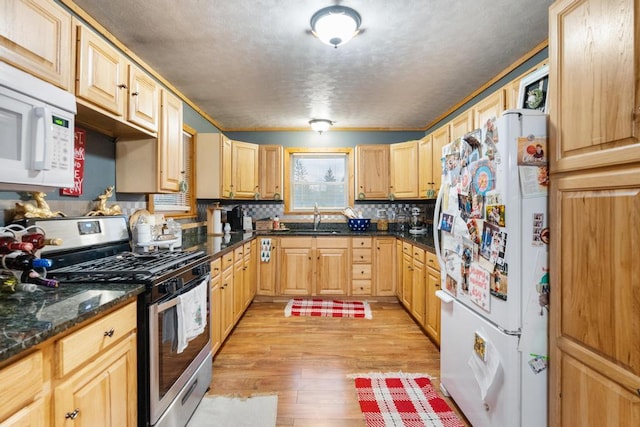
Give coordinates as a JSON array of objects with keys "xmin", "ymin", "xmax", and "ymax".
[{"xmin": 157, "ymin": 297, "xmax": 180, "ymax": 313}]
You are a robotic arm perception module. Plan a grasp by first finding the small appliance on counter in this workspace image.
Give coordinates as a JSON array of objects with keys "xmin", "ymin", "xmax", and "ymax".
[
  {"xmin": 229, "ymin": 206, "xmax": 244, "ymax": 231},
  {"xmin": 409, "ymin": 207, "xmax": 426, "ymax": 235}
]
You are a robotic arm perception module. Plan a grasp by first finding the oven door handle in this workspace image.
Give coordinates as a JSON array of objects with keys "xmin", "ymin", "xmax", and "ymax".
[{"xmin": 157, "ymin": 297, "xmax": 180, "ymax": 313}]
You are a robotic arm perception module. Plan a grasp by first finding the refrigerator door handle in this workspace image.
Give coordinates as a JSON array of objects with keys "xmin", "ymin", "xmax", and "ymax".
[
  {"xmin": 435, "ymin": 290, "xmax": 453, "ymax": 303},
  {"xmin": 433, "ymin": 180, "xmax": 447, "ymax": 281}
]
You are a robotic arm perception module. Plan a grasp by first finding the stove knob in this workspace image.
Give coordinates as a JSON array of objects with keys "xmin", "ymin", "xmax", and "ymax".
[
  {"xmin": 171, "ymin": 277, "xmax": 184, "ymax": 291},
  {"xmin": 158, "ymin": 283, "xmax": 170, "ymax": 295},
  {"xmin": 192, "ymin": 264, "xmax": 207, "ymax": 276}
]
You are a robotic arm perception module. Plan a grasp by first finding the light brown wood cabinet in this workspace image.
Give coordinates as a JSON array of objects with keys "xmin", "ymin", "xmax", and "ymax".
[
  {"xmin": 410, "ymin": 246, "xmax": 426, "ymax": 326},
  {"xmin": 425, "ymin": 251, "xmax": 441, "ymax": 346},
  {"xmin": 278, "ymin": 237, "xmax": 350, "ymax": 296},
  {"xmin": 390, "ymin": 140, "xmax": 419, "ymax": 199},
  {"xmin": 279, "ymin": 237, "xmax": 314, "ymax": 295},
  {"xmin": 221, "ymin": 135, "xmax": 233, "ymax": 198},
  {"xmin": 449, "ymin": 110, "xmax": 474, "ymax": 141},
  {"xmin": 114, "ymin": 89, "xmax": 183, "ymax": 193},
  {"xmin": 373, "ymin": 237, "xmax": 396, "ymax": 296},
  {"xmin": 355, "ymin": 145, "xmax": 390, "ymax": 199},
  {"xmin": 75, "ymin": 23, "xmax": 161, "ymax": 138},
  {"xmin": 259, "ymin": 145, "xmax": 283, "ymax": 200},
  {"xmin": 0, "ymin": 301, "xmax": 137, "ymax": 427},
  {"xmin": 473, "ymin": 90, "xmax": 505, "ymax": 132},
  {"xmin": 210, "ymin": 258, "xmax": 223, "ymax": 355},
  {"xmin": 351, "ymin": 237, "xmax": 373, "ymax": 295},
  {"xmin": 257, "ymin": 237, "xmax": 278, "ymax": 296},
  {"xmin": 0, "ymin": 0, "xmax": 72, "ymax": 90},
  {"xmin": 550, "ymin": 0, "xmax": 640, "ymax": 173},
  {"xmin": 229, "ymin": 141, "xmax": 259, "ymax": 199},
  {"xmin": 430, "ymin": 123, "xmax": 451, "ymax": 198},
  {"xmin": 127, "ymin": 64, "xmax": 160, "ymax": 133},
  {"xmin": 549, "ymin": 0, "xmax": 640, "ymax": 423},
  {"xmin": 195, "ymin": 133, "xmax": 222, "ymax": 199},
  {"xmin": 76, "ymin": 24, "xmax": 126, "ymax": 116},
  {"xmin": 220, "ymin": 252, "xmax": 235, "ymax": 340},
  {"xmin": 233, "ymin": 245, "xmax": 245, "ymax": 323},
  {"xmin": 418, "ymin": 135, "xmax": 436, "ymax": 199}
]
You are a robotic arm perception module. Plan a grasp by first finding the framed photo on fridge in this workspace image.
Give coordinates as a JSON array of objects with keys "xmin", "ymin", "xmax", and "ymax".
[{"xmin": 517, "ymin": 64, "xmax": 549, "ymax": 113}]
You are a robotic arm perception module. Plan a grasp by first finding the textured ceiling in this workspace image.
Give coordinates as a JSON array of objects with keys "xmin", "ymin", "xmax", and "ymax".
[{"xmin": 70, "ymin": 0, "xmax": 552, "ymax": 131}]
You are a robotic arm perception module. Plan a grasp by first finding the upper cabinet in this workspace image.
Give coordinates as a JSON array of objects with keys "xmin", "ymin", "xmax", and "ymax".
[
  {"xmin": 195, "ymin": 133, "xmax": 222, "ymax": 199},
  {"xmin": 75, "ymin": 24, "xmax": 160, "ymax": 137},
  {"xmin": 158, "ymin": 90, "xmax": 183, "ymax": 192},
  {"xmin": 76, "ymin": 25, "xmax": 126, "ymax": 116},
  {"xmin": 127, "ymin": 64, "xmax": 160, "ymax": 132},
  {"xmin": 449, "ymin": 110, "xmax": 474, "ymax": 141},
  {"xmin": 549, "ymin": 0, "xmax": 640, "ymax": 173},
  {"xmin": 115, "ymin": 89, "xmax": 183, "ymax": 193},
  {"xmin": 474, "ymin": 90, "xmax": 505, "ymax": 131},
  {"xmin": 418, "ymin": 136, "xmax": 435, "ymax": 199},
  {"xmin": 390, "ymin": 140, "xmax": 419, "ymax": 199},
  {"xmin": 430, "ymin": 125, "xmax": 450, "ymax": 198},
  {"xmin": 259, "ymin": 145, "xmax": 283, "ymax": 200},
  {"xmin": 0, "ymin": 0, "xmax": 73, "ymax": 90},
  {"xmin": 229, "ymin": 140, "xmax": 259, "ymax": 199},
  {"xmin": 355, "ymin": 144, "xmax": 390, "ymax": 200}
]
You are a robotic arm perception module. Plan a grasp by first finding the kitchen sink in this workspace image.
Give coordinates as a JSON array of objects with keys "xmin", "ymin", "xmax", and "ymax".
[{"xmin": 290, "ymin": 229, "xmax": 344, "ymax": 235}]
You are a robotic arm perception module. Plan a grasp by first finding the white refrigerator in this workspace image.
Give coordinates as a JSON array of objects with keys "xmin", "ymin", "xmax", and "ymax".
[{"xmin": 433, "ymin": 109, "xmax": 549, "ymax": 427}]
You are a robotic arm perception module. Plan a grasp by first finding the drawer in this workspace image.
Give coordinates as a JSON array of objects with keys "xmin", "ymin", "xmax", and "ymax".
[
  {"xmin": 352, "ymin": 264, "xmax": 372, "ymax": 280},
  {"xmin": 221, "ymin": 251, "xmax": 234, "ymax": 270},
  {"xmin": 402, "ymin": 241, "xmax": 412, "ymax": 255},
  {"xmin": 352, "ymin": 237, "xmax": 372, "ymax": 248},
  {"xmin": 426, "ymin": 251, "xmax": 439, "ymax": 271},
  {"xmin": 352, "ymin": 248, "xmax": 372, "ymax": 264},
  {"xmin": 316, "ymin": 236, "xmax": 349, "ymax": 248},
  {"xmin": 352, "ymin": 279, "xmax": 372, "ymax": 295},
  {"xmin": 234, "ymin": 246, "xmax": 244, "ymax": 261},
  {"xmin": 57, "ymin": 301, "xmax": 136, "ymax": 377},
  {"xmin": 244, "ymin": 241, "xmax": 251, "ymax": 253},
  {"xmin": 210, "ymin": 257, "xmax": 222, "ymax": 277},
  {"xmin": 412, "ymin": 246, "xmax": 425, "ymax": 263},
  {"xmin": 0, "ymin": 350, "xmax": 43, "ymax": 422}
]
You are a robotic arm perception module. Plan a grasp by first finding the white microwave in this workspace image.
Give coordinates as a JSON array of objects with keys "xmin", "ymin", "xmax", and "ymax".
[{"xmin": 0, "ymin": 62, "xmax": 76, "ymax": 191}]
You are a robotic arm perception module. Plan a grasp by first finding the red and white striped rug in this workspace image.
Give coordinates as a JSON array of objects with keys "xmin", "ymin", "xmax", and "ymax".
[
  {"xmin": 284, "ymin": 298, "xmax": 372, "ymax": 319},
  {"xmin": 351, "ymin": 373, "xmax": 465, "ymax": 427}
]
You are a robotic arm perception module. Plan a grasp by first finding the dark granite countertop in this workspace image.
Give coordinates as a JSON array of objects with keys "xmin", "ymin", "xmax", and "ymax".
[
  {"xmin": 0, "ymin": 228, "xmax": 434, "ymax": 365},
  {"xmin": 0, "ymin": 282, "xmax": 144, "ymax": 364}
]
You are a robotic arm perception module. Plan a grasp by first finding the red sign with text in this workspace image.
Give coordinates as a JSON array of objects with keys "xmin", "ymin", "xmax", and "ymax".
[{"xmin": 60, "ymin": 128, "xmax": 86, "ymax": 196}]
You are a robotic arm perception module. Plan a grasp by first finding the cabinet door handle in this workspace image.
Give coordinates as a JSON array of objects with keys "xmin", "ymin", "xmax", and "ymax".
[
  {"xmin": 118, "ymin": 83, "xmax": 127, "ymax": 89},
  {"xmin": 131, "ymin": 91, "xmax": 139, "ymax": 96},
  {"xmin": 66, "ymin": 408, "xmax": 80, "ymax": 419},
  {"xmin": 104, "ymin": 328, "xmax": 115, "ymax": 337}
]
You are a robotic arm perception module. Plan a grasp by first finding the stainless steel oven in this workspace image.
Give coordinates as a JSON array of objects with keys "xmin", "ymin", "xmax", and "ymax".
[
  {"xmin": 148, "ymin": 270, "xmax": 211, "ymax": 426},
  {"xmin": 24, "ymin": 216, "xmax": 213, "ymax": 427}
]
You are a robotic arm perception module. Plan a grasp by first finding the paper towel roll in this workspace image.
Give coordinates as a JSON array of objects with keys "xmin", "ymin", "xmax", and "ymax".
[
  {"xmin": 208, "ymin": 206, "xmax": 224, "ymax": 235},
  {"xmin": 137, "ymin": 223, "xmax": 152, "ymax": 244}
]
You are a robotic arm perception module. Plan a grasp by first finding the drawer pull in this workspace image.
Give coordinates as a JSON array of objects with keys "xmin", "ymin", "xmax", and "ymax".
[
  {"xmin": 65, "ymin": 408, "xmax": 80, "ymax": 419},
  {"xmin": 104, "ymin": 328, "xmax": 115, "ymax": 337},
  {"xmin": 117, "ymin": 83, "xmax": 127, "ymax": 89}
]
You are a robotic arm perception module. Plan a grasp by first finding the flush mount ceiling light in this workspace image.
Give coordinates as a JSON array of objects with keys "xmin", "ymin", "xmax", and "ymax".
[
  {"xmin": 309, "ymin": 119, "xmax": 334, "ymax": 134},
  {"xmin": 310, "ymin": 5, "xmax": 362, "ymax": 48}
]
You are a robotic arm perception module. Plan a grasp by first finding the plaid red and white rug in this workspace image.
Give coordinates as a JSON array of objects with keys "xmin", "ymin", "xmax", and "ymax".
[
  {"xmin": 284, "ymin": 298, "xmax": 372, "ymax": 319},
  {"xmin": 352, "ymin": 373, "xmax": 465, "ymax": 427}
]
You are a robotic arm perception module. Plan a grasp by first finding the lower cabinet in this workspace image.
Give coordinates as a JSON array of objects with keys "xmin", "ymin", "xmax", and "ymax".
[
  {"xmin": 257, "ymin": 237, "xmax": 278, "ymax": 296},
  {"xmin": 54, "ymin": 334, "xmax": 137, "ymax": 427},
  {"xmin": 373, "ymin": 237, "xmax": 396, "ymax": 296},
  {"xmin": 0, "ymin": 300, "xmax": 138, "ymax": 427},
  {"xmin": 210, "ymin": 258, "xmax": 223, "ymax": 355},
  {"xmin": 425, "ymin": 264, "xmax": 441, "ymax": 346},
  {"xmin": 220, "ymin": 252, "xmax": 235, "ymax": 340},
  {"xmin": 279, "ymin": 237, "xmax": 350, "ymax": 296}
]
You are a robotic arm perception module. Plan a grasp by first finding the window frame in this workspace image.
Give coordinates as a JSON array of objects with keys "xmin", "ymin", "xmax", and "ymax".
[
  {"xmin": 283, "ymin": 147, "xmax": 354, "ymax": 214},
  {"xmin": 148, "ymin": 124, "xmax": 197, "ymax": 219}
]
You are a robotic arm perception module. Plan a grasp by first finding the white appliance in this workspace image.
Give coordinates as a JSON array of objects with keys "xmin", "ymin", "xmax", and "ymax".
[
  {"xmin": 433, "ymin": 109, "xmax": 549, "ymax": 427},
  {"xmin": 0, "ymin": 62, "xmax": 76, "ymax": 190}
]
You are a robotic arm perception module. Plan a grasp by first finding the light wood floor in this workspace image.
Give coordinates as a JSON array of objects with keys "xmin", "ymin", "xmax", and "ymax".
[{"xmin": 208, "ymin": 300, "xmax": 470, "ymax": 426}]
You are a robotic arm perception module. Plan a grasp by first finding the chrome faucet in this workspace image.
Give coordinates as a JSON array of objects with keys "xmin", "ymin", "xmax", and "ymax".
[{"xmin": 313, "ymin": 202, "xmax": 321, "ymax": 231}]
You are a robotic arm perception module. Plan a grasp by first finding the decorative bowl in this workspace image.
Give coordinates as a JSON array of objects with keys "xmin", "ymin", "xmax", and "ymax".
[{"xmin": 348, "ymin": 218, "xmax": 371, "ymax": 232}]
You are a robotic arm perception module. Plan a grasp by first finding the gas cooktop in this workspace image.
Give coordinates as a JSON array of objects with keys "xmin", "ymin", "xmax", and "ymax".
[{"xmin": 48, "ymin": 250, "xmax": 208, "ymax": 285}]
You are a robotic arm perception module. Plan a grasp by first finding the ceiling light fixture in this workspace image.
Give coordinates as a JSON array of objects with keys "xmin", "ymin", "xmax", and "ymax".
[
  {"xmin": 309, "ymin": 119, "xmax": 334, "ymax": 134},
  {"xmin": 310, "ymin": 5, "xmax": 361, "ymax": 48}
]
